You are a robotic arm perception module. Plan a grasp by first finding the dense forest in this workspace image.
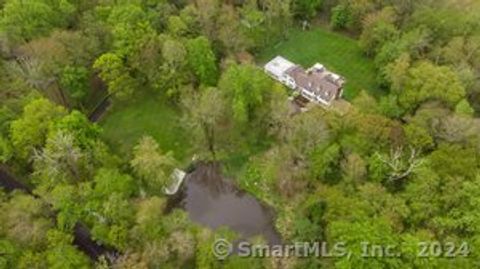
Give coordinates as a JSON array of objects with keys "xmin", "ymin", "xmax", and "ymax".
[{"xmin": 1, "ymin": 0, "xmax": 480, "ymax": 268}]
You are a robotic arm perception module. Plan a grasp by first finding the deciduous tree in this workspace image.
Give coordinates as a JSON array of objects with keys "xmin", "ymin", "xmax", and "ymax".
[
  {"xmin": 93, "ymin": 52, "xmax": 138, "ymax": 100},
  {"xmin": 10, "ymin": 98, "xmax": 66, "ymax": 160},
  {"xmin": 181, "ymin": 87, "xmax": 226, "ymax": 160},
  {"xmin": 186, "ymin": 36, "xmax": 218, "ymax": 86},
  {"xmin": 293, "ymin": 0, "xmax": 324, "ymax": 20},
  {"xmin": 398, "ymin": 62, "xmax": 466, "ymax": 112},
  {"xmin": 218, "ymin": 64, "xmax": 272, "ymax": 124},
  {"xmin": 131, "ymin": 136, "xmax": 177, "ymax": 194},
  {"xmin": 1, "ymin": 0, "xmax": 75, "ymax": 42}
]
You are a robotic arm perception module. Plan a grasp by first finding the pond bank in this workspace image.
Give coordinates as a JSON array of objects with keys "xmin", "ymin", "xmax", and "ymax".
[{"xmin": 169, "ymin": 163, "xmax": 282, "ymax": 245}]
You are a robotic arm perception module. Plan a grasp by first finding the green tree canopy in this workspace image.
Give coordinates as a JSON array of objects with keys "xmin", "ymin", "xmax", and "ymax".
[
  {"xmin": 1, "ymin": 0, "xmax": 75, "ymax": 42},
  {"xmin": 130, "ymin": 135, "xmax": 177, "ymax": 194},
  {"xmin": 218, "ymin": 64, "xmax": 272, "ymax": 124},
  {"xmin": 186, "ymin": 36, "xmax": 218, "ymax": 86},
  {"xmin": 398, "ymin": 62, "xmax": 466, "ymax": 112},
  {"xmin": 9, "ymin": 98, "xmax": 66, "ymax": 160}
]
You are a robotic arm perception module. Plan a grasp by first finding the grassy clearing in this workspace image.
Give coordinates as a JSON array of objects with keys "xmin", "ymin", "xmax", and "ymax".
[
  {"xmin": 258, "ymin": 27, "xmax": 382, "ymax": 99},
  {"xmin": 100, "ymin": 27, "xmax": 377, "ymax": 170},
  {"xmin": 100, "ymin": 93, "xmax": 272, "ymax": 172},
  {"xmin": 222, "ymin": 136, "xmax": 275, "ymax": 178},
  {"xmin": 99, "ymin": 94, "xmax": 191, "ymax": 163}
]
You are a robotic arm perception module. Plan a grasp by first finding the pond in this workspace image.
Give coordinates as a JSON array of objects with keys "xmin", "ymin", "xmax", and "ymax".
[{"xmin": 170, "ymin": 163, "xmax": 281, "ymax": 245}]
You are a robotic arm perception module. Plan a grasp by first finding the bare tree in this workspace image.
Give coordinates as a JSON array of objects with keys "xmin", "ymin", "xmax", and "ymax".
[
  {"xmin": 9, "ymin": 56, "xmax": 68, "ymax": 107},
  {"xmin": 377, "ymin": 146, "xmax": 423, "ymax": 181},
  {"xmin": 33, "ymin": 131, "xmax": 84, "ymax": 183}
]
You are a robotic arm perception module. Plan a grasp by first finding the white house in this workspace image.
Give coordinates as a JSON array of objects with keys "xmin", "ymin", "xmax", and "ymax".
[
  {"xmin": 264, "ymin": 56, "xmax": 345, "ymax": 106},
  {"xmin": 263, "ymin": 56, "xmax": 297, "ymax": 89}
]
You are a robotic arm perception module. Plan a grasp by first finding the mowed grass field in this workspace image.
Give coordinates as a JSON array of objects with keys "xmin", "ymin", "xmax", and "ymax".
[
  {"xmin": 258, "ymin": 27, "xmax": 381, "ymax": 99},
  {"xmin": 100, "ymin": 28, "xmax": 378, "ymax": 166},
  {"xmin": 100, "ymin": 94, "xmax": 191, "ymax": 163}
]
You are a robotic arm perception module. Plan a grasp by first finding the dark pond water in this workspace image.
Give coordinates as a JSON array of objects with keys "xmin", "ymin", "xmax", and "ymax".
[{"xmin": 171, "ymin": 163, "xmax": 282, "ymax": 245}]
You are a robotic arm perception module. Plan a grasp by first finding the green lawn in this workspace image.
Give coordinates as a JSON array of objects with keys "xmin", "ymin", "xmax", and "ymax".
[
  {"xmin": 99, "ymin": 27, "xmax": 378, "ymax": 168},
  {"xmin": 100, "ymin": 94, "xmax": 269, "ymax": 174},
  {"xmin": 258, "ymin": 27, "xmax": 382, "ymax": 99},
  {"xmin": 99, "ymin": 94, "xmax": 191, "ymax": 163}
]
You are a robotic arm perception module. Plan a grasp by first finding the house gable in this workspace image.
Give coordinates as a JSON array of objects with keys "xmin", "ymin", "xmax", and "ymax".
[{"xmin": 264, "ymin": 56, "xmax": 345, "ymax": 105}]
